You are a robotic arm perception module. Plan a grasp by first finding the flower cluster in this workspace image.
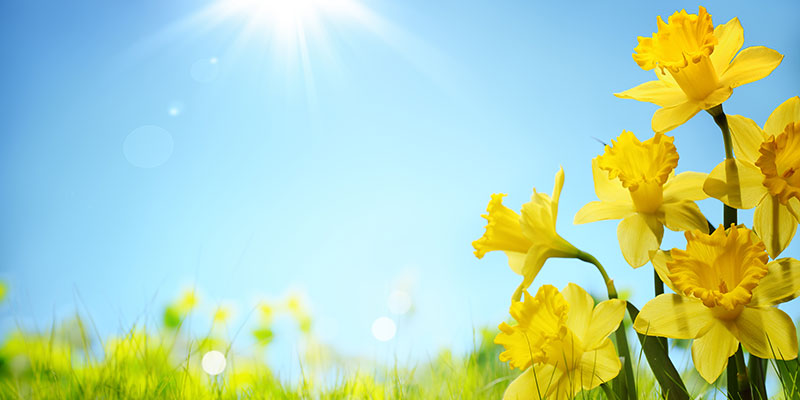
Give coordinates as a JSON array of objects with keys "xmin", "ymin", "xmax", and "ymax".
[{"xmin": 474, "ymin": 6, "xmax": 799, "ymax": 399}]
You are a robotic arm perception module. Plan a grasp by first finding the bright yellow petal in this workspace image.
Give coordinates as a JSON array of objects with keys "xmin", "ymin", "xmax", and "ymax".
[
  {"xmin": 790, "ymin": 197, "xmax": 800, "ymax": 221},
  {"xmin": 699, "ymin": 86, "xmax": 733, "ymax": 110},
  {"xmin": 579, "ymin": 338, "xmax": 621, "ymax": 390},
  {"xmin": 652, "ymin": 101, "xmax": 702, "ymax": 134},
  {"xmin": 614, "ymin": 80, "xmax": 687, "ymax": 107},
  {"xmin": 519, "ymin": 245, "xmax": 548, "ymax": 289},
  {"xmin": 764, "ymin": 96, "xmax": 800, "ymax": 137},
  {"xmin": 691, "ymin": 320, "xmax": 738, "ymax": 383},
  {"xmin": 504, "ymin": 251, "xmax": 526, "ymax": 275},
  {"xmin": 633, "ymin": 294, "xmax": 712, "ymax": 339},
  {"xmin": 728, "ymin": 114, "xmax": 767, "ymax": 164},
  {"xmin": 750, "ymin": 258, "xmax": 800, "ymax": 307},
  {"xmin": 661, "ymin": 200, "xmax": 709, "ymax": 233},
  {"xmin": 651, "ymin": 250, "xmax": 678, "ymax": 293},
  {"xmin": 617, "ymin": 213, "xmax": 663, "ymax": 268},
  {"xmin": 591, "ymin": 158, "xmax": 628, "ymax": 203},
  {"xmin": 551, "ymin": 166, "xmax": 565, "ymax": 218},
  {"xmin": 720, "ymin": 46, "xmax": 784, "ymax": 89},
  {"xmin": 735, "ymin": 306, "xmax": 798, "ymax": 360},
  {"xmin": 573, "ymin": 201, "xmax": 634, "ymax": 224},
  {"xmin": 754, "ymin": 196, "xmax": 798, "ymax": 259},
  {"xmin": 562, "ymin": 283, "xmax": 593, "ymax": 342},
  {"xmin": 503, "ymin": 364, "xmax": 564, "ymax": 400},
  {"xmin": 663, "ymin": 171, "xmax": 709, "ymax": 203},
  {"xmin": 710, "ymin": 17, "xmax": 744, "ymax": 72},
  {"xmin": 583, "ymin": 299, "xmax": 625, "ymax": 350},
  {"xmin": 703, "ymin": 158, "xmax": 768, "ymax": 209}
]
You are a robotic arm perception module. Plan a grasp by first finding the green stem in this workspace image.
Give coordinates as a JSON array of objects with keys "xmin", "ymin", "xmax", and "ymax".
[
  {"xmin": 709, "ymin": 105, "xmax": 752, "ymax": 399},
  {"xmin": 747, "ymin": 355, "xmax": 767, "ymax": 400},
  {"xmin": 653, "ymin": 271, "xmax": 668, "ymax": 357},
  {"xmin": 576, "ymin": 250, "xmax": 635, "ymax": 400},
  {"xmin": 735, "ymin": 346, "xmax": 752, "ymax": 400}
]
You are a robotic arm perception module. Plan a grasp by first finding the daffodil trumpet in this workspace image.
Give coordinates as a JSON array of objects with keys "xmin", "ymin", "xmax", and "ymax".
[
  {"xmin": 616, "ymin": 6, "xmax": 783, "ymax": 133},
  {"xmin": 575, "ymin": 130, "xmax": 709, "ymax": 268},
  {"xmin": 472, "ymin": 168, "xmax": 581, "ymax": 301},
  {"xmin": 634, "ymin": 226, "xmax": 800, "ymax": 385},
  {"xmin": 494, "ymin": 284, "xmax": 627, "ymax": 400}
]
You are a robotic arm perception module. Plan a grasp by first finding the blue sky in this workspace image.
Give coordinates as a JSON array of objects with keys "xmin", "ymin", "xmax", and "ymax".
[{"xmin": 1, "ymin": 0, "xmax": 799, "ymax": 373}]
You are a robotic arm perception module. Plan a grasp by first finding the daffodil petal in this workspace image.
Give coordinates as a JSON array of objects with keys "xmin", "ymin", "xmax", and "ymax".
[
  {"xmin": 661, "ymin": 200, "xmax": 709, "ymax": 233},
  {"xmin": 700, "ymin": 86, "xmax": 733, "ymax": 110},
  {"xmin": 574, "ymin": 201, "xmax": 634, "ymax": 224},
  {"xmin": 764, "ymin": 96, "xmax": 800, "ymax": 137},
  {"xmin": 735, "ymin": 306, "xmax": 798, "ymax": 360},
  {"xmin": 651, "ymin": 250, "xmax": 678, "ymax": 293},
  {"xmin": 617, "ymin": 213, "xmax": 663, "ymax": 268},
  {"xmin": 562, "ymin": 283, "xmax": 593, "ymax": 341},
  {"xmin": 614, "ymin": 80, "xmax": 686, "ymax": 108},
  {"xmin": 751, "ymin": 258, "xmax": 800, "ymax": 307},
  {"xmin": 704, "ymin": 159, "xmax": 768, "ymax": 209},
  {"xmin": 591, "ymin": 158, "xmax": 629, "ymax": 203},
  {"xmin": 519, "ymin": 245, "xmax": 547, "ymax": 289},
  {"xmin": 754, "ymin": 196, "xmax": 798, "ymax": 259},
  {"xmin": 652, "ymin": 101, "xmax": 702, "ymax": 134},
  {"xmin": 728, "ymin": 114, "xmax": 767, "ymax": 164},
  {"xmin": 720, "ymin": 46, "xmax": 784, "ymax": 89},
  {"xmin": 583, "ymin": 299, "xmax": 625, "ymax": 350},
  {"xmin": 789, "ymin": 198, "xmax": 800, "ymax": 221},
  {"xmin": 504, "ymin": 251, "xmax": 526, "ymax": 275},
  {"xmin": 503, "ymin": 364, "xmax": 564, "ymax": 400},
  {"xmin": 691, "ymin": 321, "xmax": 738, "ymax": 383},
  {"xmin": 663, "ymin": 171, "xmax": 708, "ymax": 203},
  {"xmin": 579, "ymin": 338, "xmax": 621, "ymax": 390},
  {"xmin": 633, "ymin": 294, "xmax": 712, "ymax": 339},
  {"xmin": 710, "ymin": 17, "xmax": 744, "ymax": 72}
]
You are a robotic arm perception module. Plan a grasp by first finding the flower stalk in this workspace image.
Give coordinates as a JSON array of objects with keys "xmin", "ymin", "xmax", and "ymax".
[
  {"xmin": 576, "ymin": 250, "xmax": 636, "ymax": 400},
  {"xmin": 708, "ymin": 104, "xmax": 759, "ymax": 400}
]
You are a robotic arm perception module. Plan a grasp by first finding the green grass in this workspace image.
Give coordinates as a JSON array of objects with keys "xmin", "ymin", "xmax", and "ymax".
[{"xmin": 0, "ymin": 292, "xmax": 796, "ymax": 399}]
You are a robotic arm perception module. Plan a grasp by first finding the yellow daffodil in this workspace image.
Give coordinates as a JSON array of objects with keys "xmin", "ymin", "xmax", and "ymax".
[
  {"xmin": 635, "ymin": 226, "xmax": 800, "ymax": 383},
  {"xmin": 473, "ymin": 168, "xmax": 579, "ymax": 296},
  {"xmin": 575, "ymin": 131, "xmax": 708, "ymax": 267},
  {"xmin": 704, "ymin": 97, "xmax": 800, "ymax": 258},
  {"xmin": 616, "ymin": 6, "xmax": 783, "ymax": 133},
  {"xmin": 495, "ymin": 284, "xmax": 625, "ymax": 400}
]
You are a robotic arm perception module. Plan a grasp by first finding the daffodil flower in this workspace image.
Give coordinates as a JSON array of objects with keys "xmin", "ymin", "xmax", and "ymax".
[
  {"xmin": 616, "ymin": 6, "xmax": 783, "ymax": 133},
  {"xmin": 704, "ymin": 97, "xmax": 800, "ymax": 258},
  {"xmin": 495, "ymin": 284, "xmax": 625, "ymax": 400},
  {"xmin": 575, "ymin": 131, "xmax": 708, "ymax": 267},
  {"xmin": 473, "ymin": 168, "xmax": 579, "ymax": 295},
  {"xmin": 634, "ymin": 226, "xmax": 800, "ymax": 383}
]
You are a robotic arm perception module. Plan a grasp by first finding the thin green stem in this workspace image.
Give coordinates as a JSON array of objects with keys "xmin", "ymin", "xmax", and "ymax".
[
  {"xmin": 735, "ymin": 346, "xmax": 752, "ymax": 400},
  {"xmin": 576, "ymin": 250, "xmax": 635, "ymax": 400},
  {"xmin": 653, "ymin": 270, "xmax": 668, "ymax": 357},
  {"xmin": 709, "ymin": 104, "xmax": 751, "ymax": 399}
]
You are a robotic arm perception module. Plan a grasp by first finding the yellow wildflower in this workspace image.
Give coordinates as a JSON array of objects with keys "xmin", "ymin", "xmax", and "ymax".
[
  {"xmin": 575, "ymin": 131, "xmax": 708, "ymax": 267},
  {"xmin": 704, "ymin": 97, "xmax": 800, "ymax": 257},
  {"xmin": 635, "ymin": 226, "xmax": 799, "ymax": 383},
  {"xmin": 495, "ymin": 284, "xmax": 625, "ymax": 400},
  {"xmin": 473, "ymin": 168, "xmax": 579, "ymax": 296},
  {"xmin": 616, "ymin": 6, "xmax": 783, "ymax": 133}
]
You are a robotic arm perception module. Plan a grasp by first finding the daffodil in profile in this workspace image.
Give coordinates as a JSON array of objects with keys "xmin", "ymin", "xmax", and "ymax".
[
  {"xmin": 616, "ymin": 6, "xmax": 783, "ymax": 133},
  {"xmin": 575, "ymin": 131, "xmax": 708, "ymax": 267},
  {"xmin": 704, "ymin": 96, "xmax": 800, "ymax": 258},
  {"xmin": 635, "ymin": 226, "xmax": 800, "ymax": 383},
  {"xmin": 473, "ymin": 168, "xmax": 579, "ymax": 295},
  {"xmin": 495, "ymin": 284, "xmax": 625, "ymax": 400}
]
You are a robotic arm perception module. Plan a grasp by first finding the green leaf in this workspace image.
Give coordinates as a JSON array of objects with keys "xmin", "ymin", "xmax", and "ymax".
[{"xmin": 627, "ymin": 302, "xmax": 690, "ymax": 400}]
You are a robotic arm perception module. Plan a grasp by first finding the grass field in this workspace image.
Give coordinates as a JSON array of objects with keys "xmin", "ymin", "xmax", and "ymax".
[{"xmin": 0, "ymin": 289, "xmax": 797, "ymax": 399}]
